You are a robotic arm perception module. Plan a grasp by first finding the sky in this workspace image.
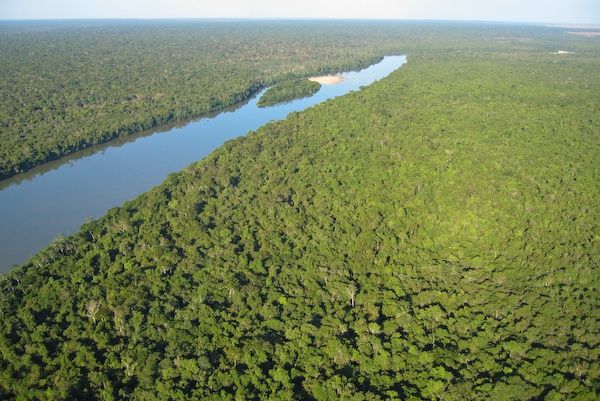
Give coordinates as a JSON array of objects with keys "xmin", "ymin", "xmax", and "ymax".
[{"xmin": 1, "ymin": 0, "xmax": 599, "ymax": 24}]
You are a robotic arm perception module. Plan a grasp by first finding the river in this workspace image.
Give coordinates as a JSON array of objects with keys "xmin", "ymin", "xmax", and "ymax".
[{"xmin": 0, "ymin": 55, "xmax": 407, "ymax": 271}]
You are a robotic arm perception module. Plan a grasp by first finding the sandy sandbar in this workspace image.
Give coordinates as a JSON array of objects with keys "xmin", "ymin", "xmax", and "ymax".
[{"xmin": 308, "ymin": 75, "xmax": 345, "ymax": 85}]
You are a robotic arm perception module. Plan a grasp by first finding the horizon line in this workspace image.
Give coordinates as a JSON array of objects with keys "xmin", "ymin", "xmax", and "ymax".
[{"xmin": 0, "ymin": 17, "xmax": 599, "ymax": 27}]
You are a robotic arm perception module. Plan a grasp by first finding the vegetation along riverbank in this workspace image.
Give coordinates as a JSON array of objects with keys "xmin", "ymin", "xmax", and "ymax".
[{"xmin": 257, "ymin": 79, "xmax": 321, "ymax": 107}]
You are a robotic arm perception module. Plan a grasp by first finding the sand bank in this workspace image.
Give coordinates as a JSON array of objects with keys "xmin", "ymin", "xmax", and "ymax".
[{"xmin": 308, "ymin": 75, "xmax": 345, "ymax": 85}]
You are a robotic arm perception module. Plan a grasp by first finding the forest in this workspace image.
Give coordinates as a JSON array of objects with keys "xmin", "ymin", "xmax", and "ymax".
[
  {"xmin": 258, "ymin": 79, "xmax": 321, "ymax": 107},
  {"xmin": 0, "ymin": 21, "xmax": 599, "ymax": 400}
]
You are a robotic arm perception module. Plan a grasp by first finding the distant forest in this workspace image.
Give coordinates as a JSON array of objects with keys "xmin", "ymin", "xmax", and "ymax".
[{"xmin": 1, "ymin": 21, "xmax": 598, "ymax": 400}]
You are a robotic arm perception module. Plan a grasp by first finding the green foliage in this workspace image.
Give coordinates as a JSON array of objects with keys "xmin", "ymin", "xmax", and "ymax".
[
  {"xmin": 1, "ymin": 22, "xmax": 599, "ymax": 401},
  {"xmin": 258, "ymin": 79, "xmax": 321, "ymax": 107}
]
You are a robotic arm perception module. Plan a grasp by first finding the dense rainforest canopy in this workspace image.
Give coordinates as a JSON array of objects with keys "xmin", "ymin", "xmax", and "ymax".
[
  {"xmin": 1, "ymin": 21, "xmax": 599, "ymax": 400},
  {"xmin": 257, "ymin": 79, "xmax": 321, "ymax": 108}
]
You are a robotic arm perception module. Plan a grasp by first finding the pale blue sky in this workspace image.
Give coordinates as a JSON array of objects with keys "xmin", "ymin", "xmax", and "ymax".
[{"xmin": 1, "ymin": 0, "xmax": 599, "ymax": 24}]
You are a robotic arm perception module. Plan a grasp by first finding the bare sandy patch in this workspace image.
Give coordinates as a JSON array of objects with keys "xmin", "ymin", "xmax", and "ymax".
[
  {"xmin": 567, "ymin": 31, "xmax": 600, "ymax": 37},
  {"xmin": 308, "ymin": 75, "xmax": 345, "ymax": 85}
]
